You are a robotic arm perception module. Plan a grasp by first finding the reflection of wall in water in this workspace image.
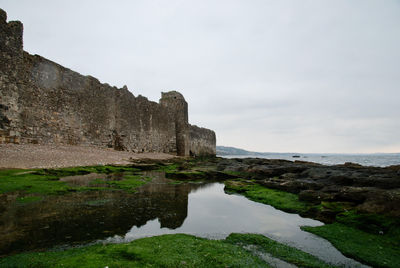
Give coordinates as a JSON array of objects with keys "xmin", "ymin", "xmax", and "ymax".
[{"xmin": 0, "ymin": 180, "xmax": 197, "ymax": 256}]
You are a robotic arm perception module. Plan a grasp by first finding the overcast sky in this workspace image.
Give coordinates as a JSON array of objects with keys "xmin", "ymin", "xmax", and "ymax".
[{"xmin": 2, "ymin": 0, "xmax": 399, "ymax": 153}]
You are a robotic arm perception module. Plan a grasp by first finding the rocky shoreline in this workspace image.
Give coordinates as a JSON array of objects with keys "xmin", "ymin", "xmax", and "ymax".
[
  {"xmin": 1, "ymin": 155, "xmax": 399, "ymax": 267},
  {"xmin": 215, "ymin": 157, "xmax": 400, "ymax": 218}
]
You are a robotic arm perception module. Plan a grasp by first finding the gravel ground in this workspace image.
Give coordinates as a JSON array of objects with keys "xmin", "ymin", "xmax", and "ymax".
[{"xmin": 0, "ymin": 144, "xmax": 175, "ymax": 169}]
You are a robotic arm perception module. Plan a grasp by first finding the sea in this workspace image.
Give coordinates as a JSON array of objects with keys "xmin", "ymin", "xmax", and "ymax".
[{"xmin": 219, "ymin": 153, "xmax": 400, "ymax": 167}]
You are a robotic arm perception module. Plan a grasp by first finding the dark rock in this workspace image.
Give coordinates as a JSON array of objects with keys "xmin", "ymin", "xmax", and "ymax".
[
  {"xmin": 333, "ymin": 187, "xmax": 368, "ymax": 204},
  {"xmin": 299, "ymin": 190, "xmax": 334, "ymax": 204},
  {"xmin": 330, "ymin": 176, "xmax": 354, "ymax": 186},
  {"xmin": 247, "ymin": 165, "xmax": 307, "ymax": 178}
]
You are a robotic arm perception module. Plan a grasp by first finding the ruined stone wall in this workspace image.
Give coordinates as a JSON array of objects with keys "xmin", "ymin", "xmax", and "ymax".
[
  {"xmin": 0, "ymin": 9, "xmax": 216, "ymax": 156},
  {"xmin": 160, "ymin": 91, "xmax": 189, "ymax": 156},
  {"xmin": 189, "ymin": 125, "xmax": 216, "ymax": 156},
  {"xmin": 0, "ymin": 9, "xmax": 23, "ymax": 143}
]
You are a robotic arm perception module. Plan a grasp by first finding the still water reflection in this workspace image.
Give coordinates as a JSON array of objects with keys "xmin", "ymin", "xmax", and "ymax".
[
  {"xmin": 103, "ymin": 180, "xmax": 365, "ymax": 267},
  {"xmin": 113, "ymin": 182, "xmax": 320, "ymax": 239},
  {"xmin": 0, "ymin": 171, "xmax": 366, "ymax": 267}
]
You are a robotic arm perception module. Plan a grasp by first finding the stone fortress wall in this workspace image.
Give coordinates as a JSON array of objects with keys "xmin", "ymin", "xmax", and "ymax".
[{"xmin": 0, "ymin": 9, "xmax": 216, "ymax": 156}]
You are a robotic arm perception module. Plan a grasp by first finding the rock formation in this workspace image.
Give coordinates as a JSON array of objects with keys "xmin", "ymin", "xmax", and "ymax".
[{"xmin": 0, "ymin": 8, "xmax": 215, "ymax": 156}]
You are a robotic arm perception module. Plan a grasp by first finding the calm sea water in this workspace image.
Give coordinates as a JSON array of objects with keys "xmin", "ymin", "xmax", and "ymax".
[{"xmin": 220, "ymin": 153, "xmax": 400, "ymax": 167}]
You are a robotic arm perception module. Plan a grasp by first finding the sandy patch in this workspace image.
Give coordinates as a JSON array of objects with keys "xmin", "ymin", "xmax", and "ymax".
[{"xmin": 0, "ymin": 144, "xmax": 176, "ymax": 169}]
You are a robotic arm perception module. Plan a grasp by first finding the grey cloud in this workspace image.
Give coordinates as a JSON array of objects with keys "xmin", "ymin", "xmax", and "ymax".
[{"xmin": 2, "ymin": 0, "xmax": 399, "ymax": 153}]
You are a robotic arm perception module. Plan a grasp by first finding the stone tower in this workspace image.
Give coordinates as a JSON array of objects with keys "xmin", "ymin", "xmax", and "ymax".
[
  {"xmin": 0, "ymin": 9, "xmax": 24, "ymax": 143},
  {"xmin": 160, "ymin": 91, "xmax": 189, "ymax": 156}
]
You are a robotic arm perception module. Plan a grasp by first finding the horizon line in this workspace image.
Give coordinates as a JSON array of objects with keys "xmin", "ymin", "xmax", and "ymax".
[{"xmin": 216, "ymin": 145, "xmax": 400, "ymax": 155}]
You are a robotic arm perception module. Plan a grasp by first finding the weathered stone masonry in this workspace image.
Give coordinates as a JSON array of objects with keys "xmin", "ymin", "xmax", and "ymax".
[{"xmin": 0, "ymin": 9, "xmax": 216, "ymax": 156}]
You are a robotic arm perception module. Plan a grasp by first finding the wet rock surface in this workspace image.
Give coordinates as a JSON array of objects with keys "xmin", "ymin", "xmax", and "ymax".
[{"xmin": 212, "ymin": 158, "xmax": 400, "ymax": 217}]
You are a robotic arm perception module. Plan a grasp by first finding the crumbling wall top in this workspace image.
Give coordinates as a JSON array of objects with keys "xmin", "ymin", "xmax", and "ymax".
[
  {"xmin": 0, "ymin": 9, "xmax": 23, "ymax": 53},
  {"xmin": 0, "ymin": 8, "xmax": 7, "ymax": 22},
  {"xmin": 0, "ymin": 9, "xmax": 23, "ymax": 31},
  {"xmin": 160, "ymin": 91, "xmax": 185, "ymax": 101}
]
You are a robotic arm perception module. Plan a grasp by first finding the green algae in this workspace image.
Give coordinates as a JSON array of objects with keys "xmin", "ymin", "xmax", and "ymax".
[
  {"xmin": 0, "ymin": 232, "xmax": 341, "ymax": 268},
  {"xmin": 0, "ymin": 165, "xmax": 151, "ymax": 199},
  {"xmin": 33, "ymin": 165, "xmax": 141, "ymax": 177},
  {"xmin": 224, "ymin": 180, "xmax": 310, "ymax": 213},
  {"xmin": 156, "ymin": 163, "xmax": 180, "ymax": 172},
  {"xmin": 0, "ymin": 169, "xmax": 71, "ymax": 195},
  {"xmin": 302, "ymin": 223, "xmax": 400, "ymax": 268},
  {"xmin": 104, "ymin": 175, "xmax": 151, "ymax": 192},
  {"xmin": 0, "ymin": 234, "xmax": 269, "ymax": 268}
]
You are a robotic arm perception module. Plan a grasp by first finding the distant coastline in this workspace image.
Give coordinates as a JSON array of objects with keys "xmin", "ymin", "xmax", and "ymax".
[{"xmin": 217, "ymin": 146, "xmax": 400, "ymax": 167}]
